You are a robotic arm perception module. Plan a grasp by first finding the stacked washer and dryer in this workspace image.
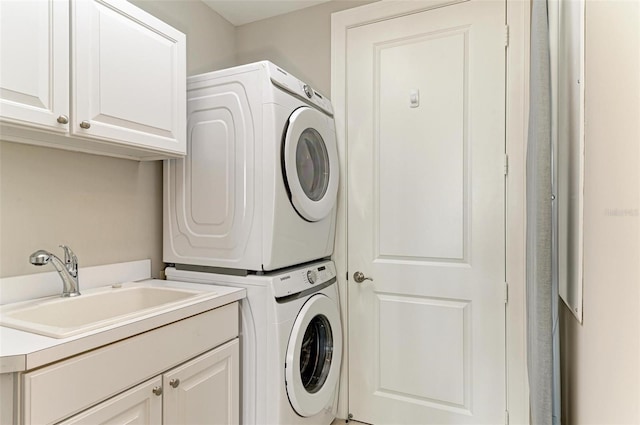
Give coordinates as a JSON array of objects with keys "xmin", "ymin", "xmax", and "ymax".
[{"xmin": 164, "ymin": 61, "xmax": 342, "ymax": 425}]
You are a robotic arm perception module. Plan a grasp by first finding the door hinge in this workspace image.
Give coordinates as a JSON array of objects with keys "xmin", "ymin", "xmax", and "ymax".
[
  {"xmin": 505, "ymin": 410, "xmax": 509, "ymax": 425},
  {"xmin": 504, "ymin": 25, "xmax": 510, "ymax": 48},
  {"xmin": 503, "ymin": 154, "xmax": 509, "ymax": 176},
  {"xmin": 504, "ymin": 282, "xmax": 509, "ymax": 304}
]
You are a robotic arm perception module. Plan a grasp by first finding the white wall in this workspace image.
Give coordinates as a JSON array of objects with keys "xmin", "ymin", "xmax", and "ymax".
[
  {"xmin": 236, "ymin": 0, "xmax": 374, "ymax": 95},
  {"xmin": 0, "ymin": 1, "xmax": 236, "ymax": 279},
  {"xmin": 560, "ymin": 1, "xmax": 640, "ymax": 423}
]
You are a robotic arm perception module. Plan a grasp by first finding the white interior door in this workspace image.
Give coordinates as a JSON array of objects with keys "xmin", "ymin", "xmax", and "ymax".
[{"xmin": 346, "ymin": 1, "xmax": 506, "ymax": 423}]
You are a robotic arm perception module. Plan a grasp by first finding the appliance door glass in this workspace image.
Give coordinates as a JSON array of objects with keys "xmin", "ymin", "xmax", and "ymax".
[
  {"xmin": 296, "ymin": 128, "xmax": 330, "ymax": 202},
  {"xmin": 283, "ymin": 107, "xmax": 339, "ymax": 222},
  {"xmin": 300, "ymin": 314, "xmax": 333, "ymax": 393},
  {"xmin": 285, "ymin": 294, "xmax": 342, "ymax": 417}
]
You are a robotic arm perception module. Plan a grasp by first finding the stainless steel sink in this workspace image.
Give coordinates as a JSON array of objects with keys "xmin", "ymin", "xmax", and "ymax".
[{"xmin": 0, "ymin": 284, "xmax": 215, "ymax": 338}]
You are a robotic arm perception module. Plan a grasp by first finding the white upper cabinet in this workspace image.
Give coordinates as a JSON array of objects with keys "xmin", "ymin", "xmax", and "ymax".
[
  {"xmin": 0, "ymin": 0, "xmax": 70, "ymax": 131},
  {"xmin": 0, "ymin": 0, "xmax": 186, "ymax": 160},
  {"xmin": 72, "ymin": 0, "xmax": 186, "ymax": 154}
]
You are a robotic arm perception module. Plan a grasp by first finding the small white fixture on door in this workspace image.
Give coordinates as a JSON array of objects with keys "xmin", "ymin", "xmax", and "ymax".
[
  {"xmin": 409, "ymin": 89, "xmax": 420, "ymax": 108},
  {"xmin": 164, "ymin": 61, "xmax": 339, "ymax": 272}
]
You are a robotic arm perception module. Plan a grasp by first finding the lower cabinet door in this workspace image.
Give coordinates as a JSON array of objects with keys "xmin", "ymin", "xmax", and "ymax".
[
  {"xmin": 163, "ymin": 338, "xmax": 239, "ymax": 425},
  {"xmin": 58, "ymin": 376, "xmax": 162, "ymax": 424}
]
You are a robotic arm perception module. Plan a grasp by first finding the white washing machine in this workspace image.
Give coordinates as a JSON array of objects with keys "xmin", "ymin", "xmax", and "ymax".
[
  {"xmin": 164, "ymin": 61, "xmax": 339, "ymax": 272},
  {"xmin": 165, "ymin": 260, "xmax": 342, "ymax": 425}
]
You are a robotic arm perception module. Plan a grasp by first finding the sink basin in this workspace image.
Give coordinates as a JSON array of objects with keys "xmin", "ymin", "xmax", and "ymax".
[{"xmin": 0, "ymin": 284, "xmax": 215, "ymax": 338}]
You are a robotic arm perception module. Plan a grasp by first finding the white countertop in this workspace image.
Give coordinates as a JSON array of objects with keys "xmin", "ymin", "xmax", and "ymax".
[{"xmin": 0, "ymin": 279, "xmax": 245, "ymax": 373}]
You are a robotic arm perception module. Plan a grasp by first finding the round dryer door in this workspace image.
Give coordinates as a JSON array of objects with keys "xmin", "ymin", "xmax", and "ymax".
[
  {"xmin": 283, "ymin": 106, "xmax": 339, "ymax": 222},
  {"xmin": 285, "ymin": 294, "xmax": 343, "ymax": 417}
]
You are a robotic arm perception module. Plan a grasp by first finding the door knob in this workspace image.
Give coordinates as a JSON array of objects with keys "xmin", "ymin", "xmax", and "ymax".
[
  {"xmin": 152, "ymin": 386, "xmax": 163, "ymax": 396},
  {"xmin": 56, "ymin": 115, "xmax": 69, "ymax": 124},
  {"xmin": 169, "ymin": 378, "xmax": 180, "ymax": 388},
  {"xmin": 79, "ymin": 120, "xmax": 91, "ymax": 129},
  {"xmin": 353, "ymin": 271, "xmax": 373, "ymax": 283}
]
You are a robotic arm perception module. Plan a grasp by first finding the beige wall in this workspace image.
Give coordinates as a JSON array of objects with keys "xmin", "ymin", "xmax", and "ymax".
[
  {"xmin": 560, "ymin": 1, "xmax": 640, "ymax": 423},
  {"xmin": 0, "ymin": 143, "xmax": 164, "ymax": 278},
  {"xmin": 0, "ymin": 1, "xmax": 236, "ymax": 279},
  {"xmin": 236, "ymin": 0, "xmax": 374, "ymax": 95}
]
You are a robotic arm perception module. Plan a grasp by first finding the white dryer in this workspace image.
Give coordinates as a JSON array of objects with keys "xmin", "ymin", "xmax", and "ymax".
[
  {"xmin": 165, "ymin": 260, "xmax": 342, "ymax": 425},
  {"xmin": 164, "ymin": 61, "xmax": 339, "ymax": 272}
]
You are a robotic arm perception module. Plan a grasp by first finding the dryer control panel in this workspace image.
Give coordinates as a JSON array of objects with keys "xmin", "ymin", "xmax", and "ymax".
[
  {"xmin": 265, "ymin": 62, "xmax": 334, "ymax": 117},
  {"xmin": 271, "ymin": 260, "xmax": 336, "ymax": 299}
]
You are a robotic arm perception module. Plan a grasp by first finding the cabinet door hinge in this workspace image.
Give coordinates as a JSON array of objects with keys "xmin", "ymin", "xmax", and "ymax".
[
  {"xmin": 504, "ymin": 282, "xmax": 509, "ymax": 304},
  {"xmin": 504, "ymin": 25, "xmax": 510, "ymax": 48},
  {"xmin": 504, "ymin": 154, "xmax": 509, "ymax": 176},
  {"xmin": 505, "ymin": 409, "xmax": 510, "ymax": 425}
]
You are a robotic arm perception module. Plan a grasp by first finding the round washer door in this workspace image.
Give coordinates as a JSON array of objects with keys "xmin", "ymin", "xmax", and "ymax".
[
  {"xmin": 283, "ymin": 107, "xmax": 339, "ymax": 222},
  {"xmin": 285, "ymin": 293, "xmax": 343, "ymax": 417}
]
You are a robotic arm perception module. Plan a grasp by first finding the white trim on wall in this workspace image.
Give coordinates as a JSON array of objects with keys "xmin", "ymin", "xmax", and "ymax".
[
  {"xmin": 331, "ymin": 0, "xmax": 530, "ymax": 422},
  {"xmin": 505, "ymin": 1, "xmax": 531, "ymax": 422}
]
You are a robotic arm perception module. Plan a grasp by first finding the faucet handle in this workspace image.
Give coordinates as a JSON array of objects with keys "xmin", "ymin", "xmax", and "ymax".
[{"xmin": 59, "ymin": 245, "xmax": 78, "ymax": 275}]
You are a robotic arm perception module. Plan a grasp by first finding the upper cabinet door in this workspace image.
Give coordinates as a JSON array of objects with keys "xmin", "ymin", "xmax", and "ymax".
[
  {"xmin": 0, "ymin": 0, "xmax": 69, "ymax": 131},
  {"xmin": 72, "ymin": 0, "xmax": 186, "ymax": 154}
]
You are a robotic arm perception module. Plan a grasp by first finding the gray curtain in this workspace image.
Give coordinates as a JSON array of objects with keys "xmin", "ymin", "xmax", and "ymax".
[{"xmin": 526, "ymin": 0, "xmax": 561, "ymax": 423}]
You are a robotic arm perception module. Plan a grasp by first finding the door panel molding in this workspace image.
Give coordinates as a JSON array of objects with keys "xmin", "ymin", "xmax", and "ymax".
[
  {"xmin": 375, "ymin": 293, "xmax": 471, "ymax": 411},
  {"xmin": 374, "ymin": 26, "xmax": 470, "ymax": 263}
]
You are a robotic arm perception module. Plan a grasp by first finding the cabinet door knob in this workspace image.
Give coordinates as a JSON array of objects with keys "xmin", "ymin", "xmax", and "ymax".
[
  {"xmin": 56, "ymin": 115, "xmax": 69, "ymax": 124},
  {"xmin": 170, "ymin": 378, "xmax": 180, "ymax": 388},
  {"xmin": 152, "ymin": 386, "xmax": 163, "ymax": 396},
  {"xmin": 79, "ymin": 120, "xmax": 91, "ymax": 129}
]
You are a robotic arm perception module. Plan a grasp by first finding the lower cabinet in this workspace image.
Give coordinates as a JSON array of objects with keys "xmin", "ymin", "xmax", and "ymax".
[
  {"xmin": 58, "ymin": 377, "xmax": 163, "ymax": 424},
  {"xmin": 163, "ymin": 340, "xmax": 239, "ymax": 425},
  {"xmin": 58, "ymin": 339, "xmax": 239, "ymax": 425},
  {"xmin": 18, "ymin": 303, "xmax": 240, "ymax": 425}
]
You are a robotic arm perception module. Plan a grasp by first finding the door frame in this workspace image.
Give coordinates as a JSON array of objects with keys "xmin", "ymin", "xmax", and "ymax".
[{"xmin": 330, "ymin": 1, "xmax": 531, "ymax": 423}]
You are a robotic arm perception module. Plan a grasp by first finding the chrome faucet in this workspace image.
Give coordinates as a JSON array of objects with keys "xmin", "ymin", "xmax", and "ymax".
[{"xmin": 29, "ymin": 245, "xmax": 81, "ymax": 297}]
